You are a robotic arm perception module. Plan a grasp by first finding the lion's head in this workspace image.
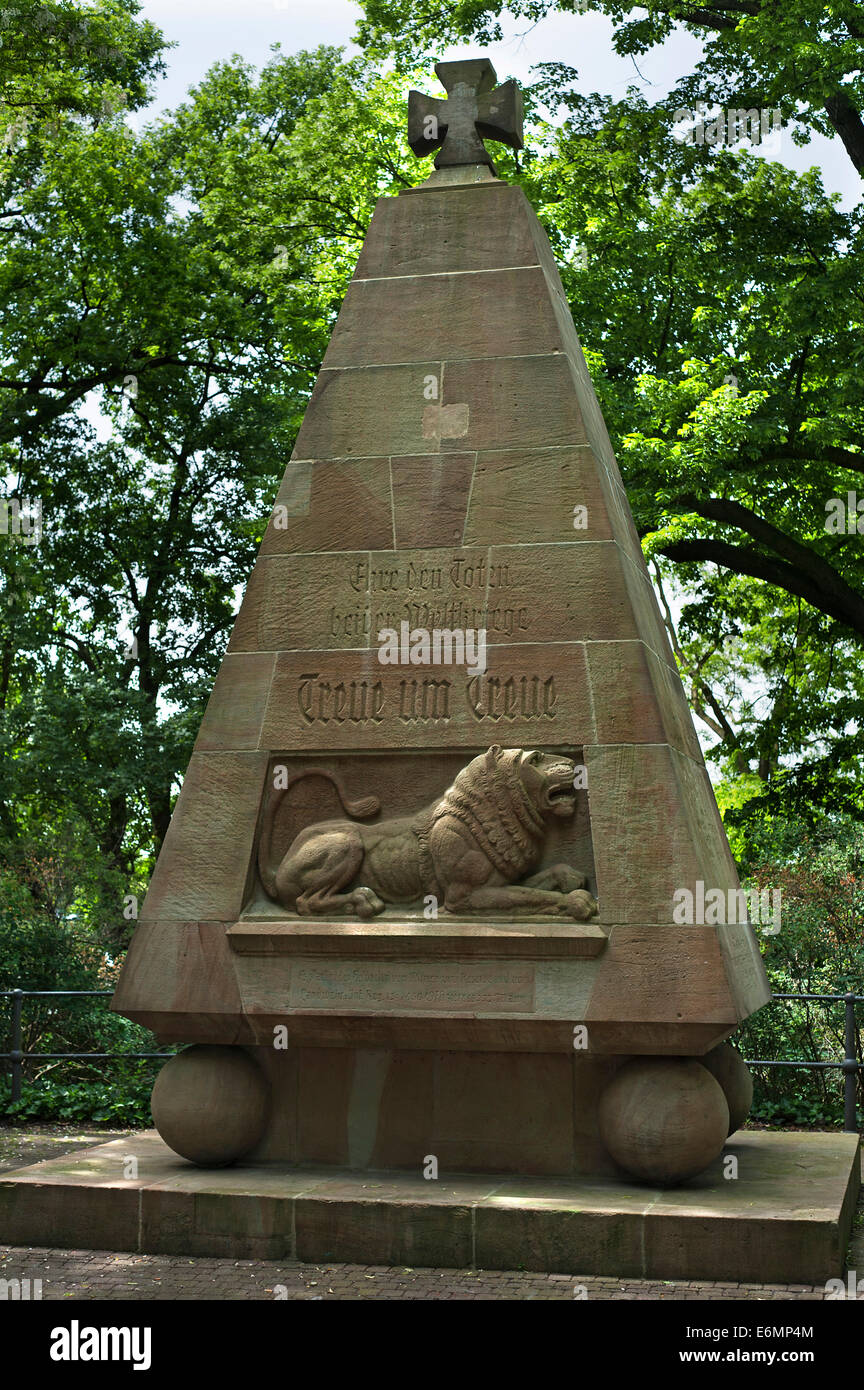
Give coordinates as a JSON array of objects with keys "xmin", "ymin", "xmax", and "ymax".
[
  {"xmin": 507, "ymin": 747, "xmax": 579, "ymax": 818},
  {"xmin": 431, "ymin": 745, "xmax": 581, "ymax": 878},
  {"xmin": 480, "ymin": 746, "xmax": 579, "ymax": 819}
]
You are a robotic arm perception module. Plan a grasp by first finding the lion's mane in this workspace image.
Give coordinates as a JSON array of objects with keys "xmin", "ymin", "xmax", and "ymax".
[{"xmin": 425, "ymin": 746, "xmax": 546, "ymax": 881}]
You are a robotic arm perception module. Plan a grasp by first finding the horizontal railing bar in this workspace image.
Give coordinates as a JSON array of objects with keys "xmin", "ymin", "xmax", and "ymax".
[
  {"xmin": 747, "ymin": 1060, "xmax": 863, "ymax": 1069},
  {"xmin": 0, "ymin": 1052, "xmax": 175, "ymax": 1060},
  {"xmin": 771, "ymin": 992, "xmax": 864, "ymax": 1002},
  {"xmin": 0, "ymin": 990, "xmax": 113, "ymax": 997}
]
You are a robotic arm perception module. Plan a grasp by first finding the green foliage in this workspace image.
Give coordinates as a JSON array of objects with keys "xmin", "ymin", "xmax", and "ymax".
[
  {"xmin": 356, "ymin": 2, "xmax": 864, "ymax": 835},
  {"xmin": 0, "ymin": 867, "xmax": 160, "ymax": 1116},
  {"xmin": 0, "ymin": 1071, "xmax": 154, "ymax": 1125},
  {"xmin": 1, "ymin": 36, "xmax": 418, "ymax": 940},
  {"xmin": 0, "ymin": 0, "xmax": 166, "ymax": 124},
  {"xmin": 359, "ymin": 0, "xmax": 864, "ymax": 177},
  {"xmin": 734, "ymin": 815, "xmax": 864, "ymax": 1127}
]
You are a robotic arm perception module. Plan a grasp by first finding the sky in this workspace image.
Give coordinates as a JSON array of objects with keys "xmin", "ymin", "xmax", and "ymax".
[{"xmin": 131, "ymin": 0, "xmax": 859, "ymax": 209}]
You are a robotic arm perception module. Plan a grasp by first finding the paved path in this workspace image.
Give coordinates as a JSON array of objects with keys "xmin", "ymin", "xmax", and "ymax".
[
  {"xmin": 0, "ymin": 1247, "xmax": 841, "ymax": 1300},
  {"xmin": 1, "ymin": 1124, "xmax": 861, "ymax": 1301}
]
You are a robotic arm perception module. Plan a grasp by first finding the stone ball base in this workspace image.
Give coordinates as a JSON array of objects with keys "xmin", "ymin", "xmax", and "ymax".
[
  {"xmin": 598, "ymin": 1057, "xmax": 729, "ymax": 1184},
  {"xmin": 151, "ymin": 1045, "xmax": 270, "ymax": 1166},
  {"xmin": 700, "ymin": 1041, "xmax": 754, "ymax": 1135}
]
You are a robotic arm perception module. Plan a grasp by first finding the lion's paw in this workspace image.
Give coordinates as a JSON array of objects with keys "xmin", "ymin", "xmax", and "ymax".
[
  {"xmin": 351, "ymin": 887, "xmax": 385, "ymax": 919},
  {"xmin": 559, "ymin": 889, "xmax": 599, "ymax": 921}
]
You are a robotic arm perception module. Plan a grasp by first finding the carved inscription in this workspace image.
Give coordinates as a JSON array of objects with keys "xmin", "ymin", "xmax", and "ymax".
[
  {"xmin": 468, "ymin": 674, "xmax": 556, "ymax": 720},
  {"xmin": 298, "ymin": 672, "xmax": 558, "ymax": 725},
  {"xmin": 329, "ymin": 554, "xmax": 530, "ymax": 640},
  {"xmin": 298, "ymin": 674, "xmax": 386, "ymax": 725}
]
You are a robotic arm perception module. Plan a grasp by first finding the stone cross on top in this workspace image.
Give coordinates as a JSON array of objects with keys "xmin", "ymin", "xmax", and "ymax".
[{"xmin": 408, "ymin": 59, "xmax": 524, "ymax": 172}]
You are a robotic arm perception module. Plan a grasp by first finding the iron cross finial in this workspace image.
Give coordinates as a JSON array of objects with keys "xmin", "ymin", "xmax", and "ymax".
[{"xmin": 407, "ymin": 59, "xmax": 524, "ymax": 173}]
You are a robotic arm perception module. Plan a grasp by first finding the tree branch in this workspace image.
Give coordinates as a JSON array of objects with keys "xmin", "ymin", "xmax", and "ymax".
[{"xmin": 658, "ymin": 536, "xmax": 864, "ymax": 637}]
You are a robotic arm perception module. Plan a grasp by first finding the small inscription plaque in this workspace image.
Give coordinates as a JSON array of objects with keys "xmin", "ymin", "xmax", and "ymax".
[{"xmin": 288, "ymin": 961, "xmax": 535, "ymax": 1013}]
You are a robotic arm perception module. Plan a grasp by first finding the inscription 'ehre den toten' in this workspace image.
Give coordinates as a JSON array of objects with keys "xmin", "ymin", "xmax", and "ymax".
[{"xmin": 330, "ymin": 553, "xmax": 529, "ymax": 642}]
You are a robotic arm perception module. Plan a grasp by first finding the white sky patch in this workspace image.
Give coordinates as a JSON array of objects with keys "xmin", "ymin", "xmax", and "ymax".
[{"xmin": 80, "ymin": 390, "xmax": 115, "ymax": 443}]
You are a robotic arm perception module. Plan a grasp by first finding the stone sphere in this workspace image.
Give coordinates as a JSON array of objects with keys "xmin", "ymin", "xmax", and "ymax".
[
  {"xmin": 700, "ymin": 1042, "xmax": 754, "ymax": 1135},
  {"xmin": 598, "ymin": 1058, "xmax": 729, "ymax": 1185},
  {"xmin": 151, "ymin": 1045, "xmax": 269, "ymax": 1167}
]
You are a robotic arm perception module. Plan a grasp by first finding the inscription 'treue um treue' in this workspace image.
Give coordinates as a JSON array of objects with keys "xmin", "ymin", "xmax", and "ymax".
[{"xmin": 298, "ymin": 673, "xmax": 558, "ymax": 724}]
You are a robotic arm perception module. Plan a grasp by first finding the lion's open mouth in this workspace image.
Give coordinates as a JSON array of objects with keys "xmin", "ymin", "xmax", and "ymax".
[{"xmin": 545, "ymin": 781, "xmax": 577, "ymax": 810}]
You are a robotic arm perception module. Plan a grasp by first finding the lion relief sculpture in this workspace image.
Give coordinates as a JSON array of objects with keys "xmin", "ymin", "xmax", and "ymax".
[{"xmin": 257, "ymin": 746, "xmax": 599, "ymax": 922}]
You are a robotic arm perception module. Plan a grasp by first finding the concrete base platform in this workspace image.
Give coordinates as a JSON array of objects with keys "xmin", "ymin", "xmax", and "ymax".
[{"xmin": 0, "ymin": 1130, "xmax": 858, "ymax": 1285}]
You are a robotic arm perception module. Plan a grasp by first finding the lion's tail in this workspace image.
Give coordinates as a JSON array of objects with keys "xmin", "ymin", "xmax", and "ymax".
[{"xmin": 257, "ymin": 769, "xmax": 381, "ymax": 900}]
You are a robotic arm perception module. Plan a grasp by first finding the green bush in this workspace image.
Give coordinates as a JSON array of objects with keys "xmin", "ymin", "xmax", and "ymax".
[
  {"xmin": 732, "ymin": 814, "xmax": 864, "ymax": 1129},
  {"xmin": 0, "ymin": 867, "xmax": 164, "ymax": 1121},
  {"xmin": 0, "ymin": 1071, "xmax": 155, "ymax": 1127}
]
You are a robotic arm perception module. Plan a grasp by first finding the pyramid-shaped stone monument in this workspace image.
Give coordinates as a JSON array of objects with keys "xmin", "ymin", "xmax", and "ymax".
[{"xmin": 113, "ymin": 58, "xmax": 771, "ymax": 1184}]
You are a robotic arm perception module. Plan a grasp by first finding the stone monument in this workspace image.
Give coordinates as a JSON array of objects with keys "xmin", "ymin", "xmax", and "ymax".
[
  {"xmin": 112, "ymin": 57, "xmax": 773, "ymax": 1185},
  {"xmin": 3, "ymin": 59, "xmax": 858, "ymax": 1287}
]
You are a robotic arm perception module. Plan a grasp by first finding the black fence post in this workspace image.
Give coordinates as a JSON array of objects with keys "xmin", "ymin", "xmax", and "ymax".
[
  {"xmin": 10, "ymin": 988, "xmax": 23, "ymax": 1104},
  {"xmin": 843, "ymin": 991, "xmax": 858, "ymax": 1134}
]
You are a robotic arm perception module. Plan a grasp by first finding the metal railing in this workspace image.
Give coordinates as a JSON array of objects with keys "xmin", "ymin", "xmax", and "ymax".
[
  {"xmin": 0, "ymin": 989, "xmax": 174, "ymax": 1104},
  {"xmin": 0, "ymin": 987, "xmax": 862, "ymax": 1130},
  {"xmin": 745, "ymin": 991, "xmax": 863, "ymax": 1133}
]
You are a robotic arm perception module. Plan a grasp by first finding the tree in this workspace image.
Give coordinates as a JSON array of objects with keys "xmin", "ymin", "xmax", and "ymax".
[
  {"xmin": 355, "ymin": 5, "xmax": 864, "ymax": 823},
  {"xmin": 0, "ymin": 48, "xmax": 419, "ymax": 940},
  {"xmin": 0, "ymin": 0, "xmax": 165, "ymax": 121}
]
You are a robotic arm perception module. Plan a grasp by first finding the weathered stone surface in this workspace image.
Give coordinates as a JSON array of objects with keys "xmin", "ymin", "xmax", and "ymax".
[
  {"xmin": 463, "ymin": 446, "xmax": 614, "ymax": 546},
  {"xmin": 585, "ymin": 640, "xmax": 703, "ymax": 758},
  {"xmin": 136, "ymin": 752, "xmax": 268, "ymax": 923},
  {"xmin": 292, "ymin": 363, "xmax": 446, "ymax": 460},
  {"xmin": 151, "ymin": 1045, "xmax": 270, "ymax": 1166},
  {"xmin": 391, "ymin": 453, "xmax": 474, "ymax": 548},
  {"xmin": 439, "ymin": 355, "xmax": 589, "ymax": 452},
  {"xmin": 227, "ymin": 919, "xmax": 607, "ymax": 956},
  {"xmin": 702, "ymin": 1041, "xmax": 755, "ymax": 1135},
  {"xmin": 258, "ymin": 456, "xmax": 394, "ymax": 557},
  {"xmin": 618, "ymin": 548, "xmax": 679, "ymax": 670},
  {"xmin": 325, "ymin": 267, "xmax": 562, "ymax": 369},
  {"xmin": 353, "ymin": 183, "xmax": 538, "ymax": 279},
  {"xmin": 196, "ymin": 652, "xmax": 275, "ymax": 750},
  {"xmin": 246, "ymin": 1046, "xmax": 617, "ymax": 1176},
  {"xmin": 585, "ymin": 925, "xmax": 737, "ymax": 1033},
  {"xmin": 114, "ymin": 81, "xmax": 770, "ymax": 1180},
  {"xmin": 112, "ymin": 920, "xmax": 249, "ymax": 1041},
  {"xmin": 598, "ymin": 1058, "xmax": 729, "ymax": 1183},
  {"xmin": 228, "ymin": 553, "xmax": 375, "ymax": 654},
  {"xmin": 1, "ymin": 1131, "xmax": 858, "ymax": 1282}
]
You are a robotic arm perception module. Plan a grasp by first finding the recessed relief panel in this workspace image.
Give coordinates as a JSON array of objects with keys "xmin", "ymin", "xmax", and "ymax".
[{"xmin": 247, "ymin": 747, "xmax": 596, "ymax": 925}]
